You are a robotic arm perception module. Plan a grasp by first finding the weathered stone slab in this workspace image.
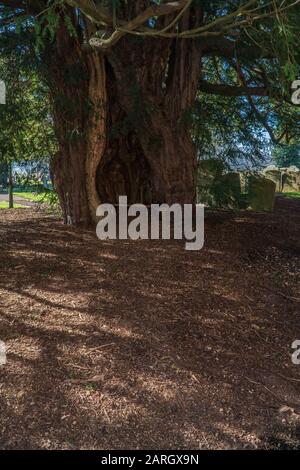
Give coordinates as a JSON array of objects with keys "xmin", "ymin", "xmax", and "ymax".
[
  {"xmin": 248, "ymin": 175, "xmax": 276, "ymax": 212},
  {"xmin": 282, "ymin": 167, "xmax": 300, "ymax": 192},
  {"xmin": 263, "ymin": 168, "xmax": 282, "ymax": 192}
]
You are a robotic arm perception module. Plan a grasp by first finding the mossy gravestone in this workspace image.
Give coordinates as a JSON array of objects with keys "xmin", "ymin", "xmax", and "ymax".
[
  {"xmin": 218, "ymin": 172, "xmax": 243, "ymax": 209},
  {"xmin": 198, "ymin": 160, "xmax": 243, "ymax": 208},
  {"xmin": 263, "ymin": 167, "xmax": 282, "ymax": 192},
  {"xmin": 198, "ymin": 159, "xmax": 225, "ymax": 185},
  {"xmin": 282, "ymin": 167, "xmax": 300, "ymax": 193},
  {"xmin": 197, "ymin": 159, "xmax": 225, "ymax": 207},
  {"xmin": 248, "ymin": 176, "xmax": 276, "ymax": 212}
]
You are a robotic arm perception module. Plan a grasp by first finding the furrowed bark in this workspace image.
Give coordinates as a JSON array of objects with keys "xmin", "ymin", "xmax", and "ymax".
[
  {"xmin": 85, "ymin": 51, "xmax": 107, "ymax": 222},
  {"xmin": 47, "ymin": 3, "xmax": 203, "ymax": 224},
  {"xmin": 46, "ymin": 16, "xmax": 91, "ymax": 226},
  {"xmin": 138, "ymin": 113, "xmax": 197, "ymax": 204},
  {"xmin": 46, "ymin": 13, "xmax": 109, "ymax": 226},
  {"xmin": 96, "ymin": 65, "xmax": 152, "ymax": 205},
  {"xmin": 104, "ymin": 6, "xmax": 203, "ymax": 205}
]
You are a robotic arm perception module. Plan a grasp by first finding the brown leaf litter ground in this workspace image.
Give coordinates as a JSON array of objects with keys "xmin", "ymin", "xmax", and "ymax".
[{"xmin": 0, "ymin": 196, "xmax": 300, "ymax": 450}]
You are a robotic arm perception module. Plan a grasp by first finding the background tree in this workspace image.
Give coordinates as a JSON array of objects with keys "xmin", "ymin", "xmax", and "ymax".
[
  {"xmin": 0, "ymin": 33, "xmax": 56, "ymax": 207},
  {"xmin": 273, "ymin": 143, "xmax": 300, "ymax": 167}
]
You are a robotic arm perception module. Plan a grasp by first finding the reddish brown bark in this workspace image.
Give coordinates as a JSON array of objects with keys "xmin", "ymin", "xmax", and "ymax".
[
  {"xmin": 48, "ymin": 5, "xmax": 203, "ymax": 225},
  {"xmin": 46, "ymin": 16, "xmax": 92, "ymax": 226},
  {"xmin": 97, "ymin": 66, "xmax": 152, "ymax": 205},
  {"xmin": 138, "ymin": 114, "xmax": 197, "ymax": 204},
  {"xmin": 46, "ymin": 14, "xmax": 113, "ymax": 225},
  {"xmin": 104, "ymin": 8, "xmax": 202, "ymax": 205}
]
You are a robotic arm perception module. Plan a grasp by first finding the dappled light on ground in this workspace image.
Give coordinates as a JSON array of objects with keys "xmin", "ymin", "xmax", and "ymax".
[{"xmin": 0, "ymin": 198, "xmax": 300, "ymax": 449}]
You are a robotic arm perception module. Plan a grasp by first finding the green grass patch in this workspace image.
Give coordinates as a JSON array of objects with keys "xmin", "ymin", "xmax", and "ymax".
[
  {"xmin": 13, "ymin": 192, "xmax": 46, "ymax": 202},
  {"xmin": 0, "ymin": 201, "xmax": 28, "ymax": 209},
  {"xmin": 282, "ymin": 192, "xmax": 300, "ymax": 199}
]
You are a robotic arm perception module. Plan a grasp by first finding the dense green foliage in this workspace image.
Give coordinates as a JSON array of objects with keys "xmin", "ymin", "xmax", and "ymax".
[
  {"xmin": 0, "ymin": 60, "xmax": 56, "ymax": 165},
  {"xmin": 273, "ymin": 143, "xmax": 300, "ymax": 167},
  {"xmin": 0, "ymin": 23, "xmax": 57, "ymax": 183}
]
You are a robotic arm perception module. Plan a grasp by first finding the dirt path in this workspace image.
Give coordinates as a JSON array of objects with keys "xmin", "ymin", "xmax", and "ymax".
[
  {"xmin": 0, "ymin": 194, "xmax": 36, "ymax": 207},
  {"xmin": 0, "ymin": 197, "xmax": 300, "ymax": 450}
]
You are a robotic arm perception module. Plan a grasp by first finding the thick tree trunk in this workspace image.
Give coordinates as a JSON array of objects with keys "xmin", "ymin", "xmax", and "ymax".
[
  {"xmin": 46, "ymin": 5, "xmax": 203, "ymax": 225},
  {"xmin": 104, "ymin": 7, "xmax": 203, "ymax": 205},
  {"xmin": 138, "ymin": 114, "xmax": 197, "ymax": 204},
  {"xmin": 97, "ymin": 130, "xmax": 153, "ymax": 205},
  {"xmin": 50, "ymin": 143, "xmax": 89, "ymax": 226},
  {"xmin": 47, "ymin": 13, "xmax": 151, "ymax": 224},
  {"xmin": 46, "ymin": 15, "xmax": 107, "ymax": 226},
  {"xmin": 85, "ymin": 51, "xmax": 107, "ymax": 222},
  {"xmin": 96, "ymin": 65, "xmax": 152, "ymax": 205}
]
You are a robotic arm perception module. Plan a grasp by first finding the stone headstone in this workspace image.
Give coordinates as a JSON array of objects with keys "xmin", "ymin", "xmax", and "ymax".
[
  {"xmin": 197, "ymin": 159, "xmax": 226, "ymax": 206},
  {"xmin": 248, "ymin": 176, "xmax": 276, "ymax": 212},
  {"xmin": 263, "ymin": 167, "xmax": 282, "ymax": 192},
  {"xmin": 219, "ymin": 172, "xmax": 242, "ymax": 208},
  {"xmin": 282, "ymin": 169, "xmax": 300, "ymax": 192}
]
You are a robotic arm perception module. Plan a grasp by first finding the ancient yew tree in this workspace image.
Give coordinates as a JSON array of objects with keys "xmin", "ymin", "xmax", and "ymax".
[{"xmin": 0, "ymin": 1, "xmax": 299, "ymax": 225}]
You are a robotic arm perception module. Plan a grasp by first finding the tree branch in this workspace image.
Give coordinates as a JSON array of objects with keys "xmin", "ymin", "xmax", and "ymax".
[
  {"xmin": 200, "ymin": 37, "xmax": 273, "ymax": 61},
  {"xmin": 199, "ymin": 80, "xmax": 268, "ymax": 97},
  {"xmin": 89, "ymin": 0, "xmax": 189, "ymax": 50}
]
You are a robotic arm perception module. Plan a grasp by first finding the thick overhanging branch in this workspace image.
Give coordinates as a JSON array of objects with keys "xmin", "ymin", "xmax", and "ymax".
[
  {"xmin": 199, "ymin": 80, "xmax": 268, "ymax": 97},
  {"xmin": 178, "ymin": 0, "xmax": 300, "ymax": 38},
  {"xmin": 87, "ymin": 0, "xmax": 249, "ymax": 49},
  {"xmin": 68, "ymin": 0, "xmax": 300, "ymax": 51},
  {"xmin": 67, "ymin": 0, "xmax": 188, "ymax": 31},
  {"xmin": 3, "ymin": 0, "xmax": 299, "ymax": 53},
  {"xmin": 200, "ymin": 37, "xmax": 274, "ymax": 61},
  {"xmin": 89, "ymin": 0, "xmax": 189, "ymax": 49}
]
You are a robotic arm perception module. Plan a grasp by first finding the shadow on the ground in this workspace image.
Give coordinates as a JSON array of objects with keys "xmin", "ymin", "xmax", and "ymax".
[{"xmin": 0, "ymin": 197, "xmax": 300, "ymax": 449}]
